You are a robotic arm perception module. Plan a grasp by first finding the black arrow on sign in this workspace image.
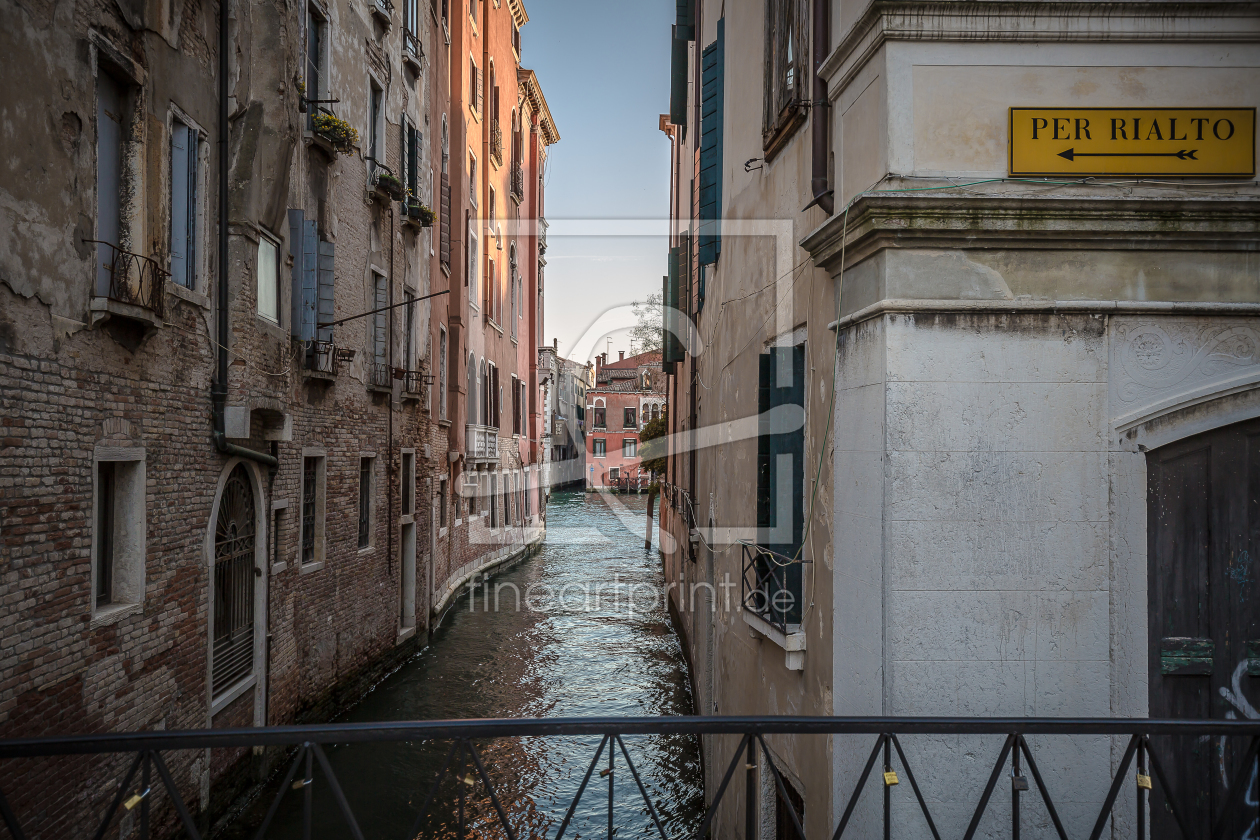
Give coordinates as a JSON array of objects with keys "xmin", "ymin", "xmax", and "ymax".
[{"xmin": 1057, "ymin": 148, "xmax": 1199, "ymax": 162}]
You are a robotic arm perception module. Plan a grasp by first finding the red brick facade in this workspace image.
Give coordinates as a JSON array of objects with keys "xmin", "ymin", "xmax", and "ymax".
[{"xmin": 585, "ymin": 352, "xmax": 666, "ymax": 490}]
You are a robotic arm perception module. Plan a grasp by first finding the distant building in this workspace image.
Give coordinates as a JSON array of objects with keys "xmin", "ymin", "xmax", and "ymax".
[{"xmin": 586, "ymin": 351, "xmax": 666, "ymax": 491}]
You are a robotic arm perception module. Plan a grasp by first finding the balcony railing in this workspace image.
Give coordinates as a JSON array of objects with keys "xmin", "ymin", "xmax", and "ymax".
[
  {"xmin": 538, "ymin": 216, "xmax": 548, "ymax": 255},
  {"xmin": 466, "ymin": 423, "xmax": 499, "ymax": 462},
  {"xmin": 88, "ymin": 240, "xmax": 168, "ymax": 319},
  {"xmin": 1, "ymin": 716, "xmax": 1257, "ymax": 840},
  {"xmin": 740, "ymin": 541, "xmax": 810, "ymax": 634},
  {"xmin": 403, "ymin": 370, "xmax": 429, "ymax": 397},
  {"xmin": 510, "ymin": 162, "xmax": 524, "ymax": 201},
  {"xmin": 304, "ymin": 340, "xmax": 338, "ymax": 374},
  {"xmin": 369, "ymin": 362, "xmax": 393, "ymax": 389},
  {"xmin": 370, "ymin": 0, "xmax": 392, "ymax": 23},
  {"xmin": 490, "ymin": 121, "xmax": 503, "ymax": 166},
  {"xmin": 403, "ymin": 29, "xmax": 422, "ymax": 68}
]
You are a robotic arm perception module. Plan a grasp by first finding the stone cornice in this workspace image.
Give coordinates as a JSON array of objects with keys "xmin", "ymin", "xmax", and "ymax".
[
  {"xmin": 517, "ymin": 68, "xmax": 559, "ymax": 145},
  {"xmin": 820, "ymin": 1, "xmax": 1260, "ymax": 97},
  {"xmin": 800, "ymin": 193, "xmax": 1260, "ymax": 272}
]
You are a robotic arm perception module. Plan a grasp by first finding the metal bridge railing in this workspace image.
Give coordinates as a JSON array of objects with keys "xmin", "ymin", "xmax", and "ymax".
[{"xmin": 1, "ymin": 716, "xmax": 1258, "ymax": 840}]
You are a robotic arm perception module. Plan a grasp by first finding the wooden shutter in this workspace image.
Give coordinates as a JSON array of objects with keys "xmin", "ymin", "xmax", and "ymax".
[
  {"xmin": 679, "ymin": 231, "xmax": 692, "ymax": 316},
  {"xmin": 756, "ymin": 344, "xmax": 805, "ymax": 620},
  {"xmin": 669, "ymin": 25, "xmax": 688, "ymax": 127},
  {"xmin": 317, "ymin": 239, "xmax": 335, "ymax": 342},
  {"xmin": 440, "ymin": 173, "xmax": 451, "ymax": 267},
  {"xmin": 476, "ymin": 66, "xmax": 483, "ymax": 115},
  {"xmin": 661, "ymin": 273, "xmax": 674, "ymax": 375},
  {"xmin": 675, "ymin": 0, "xmax": 694, "ymax": 40},
  {"xmin": 289, "ymin": 217, "xmax": 318, "ymax": 341},
  {"xmin": 664, "ymin": 246, "xmax": 684, "ymax": 365},
  {"xmin": 170, "ymin": 125, "xmax": 189, "ymax": 287},
  {"xmin": 698, "ymin": 20, "xmax": 725, "ymax": 265}
]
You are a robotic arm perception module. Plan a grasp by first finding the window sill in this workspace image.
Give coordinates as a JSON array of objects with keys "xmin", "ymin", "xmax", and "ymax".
[
  {"xmin": 299, "ymin": 560, "xmax": 325, "ymax": 575},
  {"xmin": 168, "ymin": 281, "xmax": 210, "ymax": 310},
  {"xmin": 88, "ymin": 297, "xmax": 163, "ymax": 331},
  {"xmin": 90, "ymin": 602, "xmax": 142, "ymax": 630},
  {"xmin": 439, "ymin": 419, "xmax": 451, "ymax": 428},
  {"xmin": 440, "ymin": 527, "xmax": 449, "ymax": 537},
  {"xmin": 396, "ymin": 626, "xmax": 417, "ymax": 645},
  {"xmin": 210, "ymin": 673, "xmax": 257, "ymax": 717},
  {"xmin": 270, "ymin": 561, "xmax": 288, "ymax": 575},
  {"xmin": 358, "ymin": 545, "xmax": 376, "ymax": 555},
  {"xmin": 762, "ymin": 107, "xmax": 807, "ymax": 163},
  {"xmin": 256, "ymin": 315, "xmax": 288, "ymax": 342},
  {"xmin": 303, "ymin": 369, "xmax": 337, "ymax": 383},
  {"xmin": 743, "ymin": 610, "xmax": 806, "ymax": 671}
]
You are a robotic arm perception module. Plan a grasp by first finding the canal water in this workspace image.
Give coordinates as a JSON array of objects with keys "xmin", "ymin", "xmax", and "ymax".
[{"xmin": 230, "ymin": 490, "xmax": 703, "ymax": 839}]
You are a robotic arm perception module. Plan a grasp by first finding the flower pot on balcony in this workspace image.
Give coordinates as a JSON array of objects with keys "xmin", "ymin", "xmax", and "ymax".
[
  {"xmin": 311, "ymin": 113, "xmax": 358, "ymax": 155},
  {"xmin": 374, "ymin": 171, "xmax": 405, "ymax": 201},
  {"xmin": 403, "ymin": 199, "xmax": 435, "ymax": 228}
]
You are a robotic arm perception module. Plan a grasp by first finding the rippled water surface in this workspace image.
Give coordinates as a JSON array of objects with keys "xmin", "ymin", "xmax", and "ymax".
[{"xmin": 231, "ymin": 491, "xmax": 702, "ymax": 839}]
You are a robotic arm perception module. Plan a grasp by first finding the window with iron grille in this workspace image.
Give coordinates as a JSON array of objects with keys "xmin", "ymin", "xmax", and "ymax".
[
  {"xmin": 593, "ymin": 438, "xmax": 606, "ymax": 458},
  {"xmin": 358, "ymin": 457, "xmax": 374, "ymax": 548},
  {"xmin": 593, "ymin": 407, "xmax": 605, "ymax": 429},
  {"xmin": 213, "ymin": 464, "xmax": 255, "ymax": 696},
  {"xmin": 301, "ymin": 456, "xmax": 319, "ymax": 564},
  {"xmin": 624, "ymin": 407, "xmax": 637, "ymax": 429}
]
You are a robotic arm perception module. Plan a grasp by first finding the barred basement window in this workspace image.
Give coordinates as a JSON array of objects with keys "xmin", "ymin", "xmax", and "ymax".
[
  {"xmin": 302, "ymin": 459, "xmax": 315, "ymax": 562},
  {"xmin": 358, "ymin": 456, "xmax": 374, "ymax": 548},
  {"xmin": 213, "ymin": 464, "xmax": 255, "ymax": 696}
]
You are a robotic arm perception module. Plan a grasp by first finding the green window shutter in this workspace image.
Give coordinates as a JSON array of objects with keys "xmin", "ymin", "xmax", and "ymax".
[
  {"xmin": 698, "ymin": 19, "xmax": 724, "ymax": 265},
  {"xmin": 669, "ymin": 25, "xmax": 688, "ymax": 127},
  {"xmin": 678, "ymin": 231, "xmax": 691, "ymax": 318},
  {"xmin": 664, "ymin": 246, "xmax": 684, "ymax": 364},
  {"xmin": 675, "ymin": 0, "xmax": 694, "ymax": 40},
  {"xmin": 661, "ymin": 273, "xmax": 675, "ymax": 375}
]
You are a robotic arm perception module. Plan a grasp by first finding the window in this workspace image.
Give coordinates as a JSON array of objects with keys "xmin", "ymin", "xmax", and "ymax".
[
  {"xmin": 300, "ymin": 454, "xmax": 326, "ymax": 567},
  {"xmin": 763, "ymin": 1, "xmax": 806, "ymax": 150},
  {"xmin": 439, "ymin": 478, "xmax": 448, "ymax": 527},
  {"xmin": 439, "ymin": 326, "xmax": 448, "ymax": 419},
  {"xmin": 93, "ymin": 449, "xmax": 145, "ymax": 616},
  {"xmin": 486, "ymin": 257, "xmax": 495, "ymax": 314},
  {"xmin": 257, "ymin": 234, "xmax": 280, "ymax": 323},
  {"xmin": 305, "ymin": 7, "xmax": 327, "ymax": 123},
  {"xmin": 358, "ymin": 456, "xmax": 374, "ymax": 548},
  {"xmin": 369, "ymin": 81, "xmax": 383, "ymax": 178},
  {"xmin": 469, "ymin": 58, "xmax": 482, "ymax": 117},
  {"xmin": 512, "ymin": 22, "xmax": 520, "ymax": 56},
  {"xmin": 509, "ymin": 246, "xmax": 518, "ymax": 339},
  {"xmin": 490, "ymin": 474, "xmax": 498, "ymax": 528},
  {"xmin": 372, "ymin": 272, "xmax": 388, "ymax": 371},
  {"xmin": 170, "ymin": 119, "xmax": 200, "ymax": 289},
  {"xmin": 401, "ymin": 451, "xmax": 415, "ymax": 516},
  {"xmin": 609, "ymin": 467, "xmax": 620, "ymax": 481},
  {"xmin": 488, "ymin": 185, "xmax": 496, "ymax": 226},
  {"xmin": 402, "ymin": 119, "xmax": 421, "ymax": 201},
  {"xmin": 624, "ymin": 407, "xmax": 637, "ymax": 429},
  {"xmin": 755, "ymin": 343, "xmax": 805, "ymax": 625},
  {"xmin": 623, "ymin": 438, "xmax": 637, "ymax": 458},
  {"xmin": 593, "ymin": 407, "xmax": 605, "ymax": 429},
  {"xmin": 593, "ymin": 438, "xmax": 606, "ymax": 458},
  {"xmin": 467, "ymin": 214, "xmax": 479, "ymax": 304},
  {"xmin": 511, "ymin": 375, "xmax": 520, "ymax": 435},
  {"xmin": 469, "ymin": 152, "xmax": 478, "ymax": 205},
  {"xmin": 700, "ymin": 21, "xmax": 726, "ymax": 265},
  {"xmin": 212, "ymin": 464, "xmax": 255, "ymax": 697},
  {"xmin": 468, "ymin": 0, "xmax": 476, "ymax": 25},
  {"xmin": 404, "ymin": 289, "xmax": 416, "ymax": 371},
  {"xmin": 95, "ymin": 69, "xmax": 125, "ymax": 297}
]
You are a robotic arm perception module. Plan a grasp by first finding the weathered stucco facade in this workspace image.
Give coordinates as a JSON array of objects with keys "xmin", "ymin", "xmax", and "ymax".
[
  {"xmin": 0, "ymin": 0, "xmax": 556, "ymax": 833},
  {"xmin": 662, "ymin": 1, "xmax": 1260, "ymax": 837}
]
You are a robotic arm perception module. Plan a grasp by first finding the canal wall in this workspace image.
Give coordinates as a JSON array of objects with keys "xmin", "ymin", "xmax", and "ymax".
[{"xmin": 432, "ymin": 526, "xmax": 546, "ymax": 619}]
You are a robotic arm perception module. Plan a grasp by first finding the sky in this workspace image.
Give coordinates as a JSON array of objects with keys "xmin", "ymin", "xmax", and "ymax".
[{"xmin": 520, "ymin": 0, "xmax": 674, "ymax": 363}]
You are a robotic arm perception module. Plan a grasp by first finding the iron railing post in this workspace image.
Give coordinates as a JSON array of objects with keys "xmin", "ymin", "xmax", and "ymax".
[
  {"xmin": 746, "ymin": 734, "xmax": 756, "ymax": 839},
  {"xmin": 1136, "ymin": 736, "xmax": 1146, "ymax": 840},
  {"xmin": 607, "ymin": 736, "xmax": 615, "ymax": 839},
  {"xmin": 883, "ymin": 734, "xmax": 891, "ymax": 840},
  {"xmin": 139, "ymin": 750, "xmax": 151, "ymax": 840},
  {"xmin": 1011, "ymin": 735, "xmax": 1020, "ymax": 840},
  {"xmin": 302, "ymin": 744, "xmax": 313, "ymax": 840}
]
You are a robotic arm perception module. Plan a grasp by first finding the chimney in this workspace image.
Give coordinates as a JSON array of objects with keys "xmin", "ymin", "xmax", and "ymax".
[
  {"xmin": 595, "ymin": 354, "xmax": 601, "ymax": 376},
  {"xmin": 619, "ymin": 351, "xmax": 625, "ymax": 361},
  {"xmin": 553, "ymin": 338, "xmax": 558, "ymax": 351}
]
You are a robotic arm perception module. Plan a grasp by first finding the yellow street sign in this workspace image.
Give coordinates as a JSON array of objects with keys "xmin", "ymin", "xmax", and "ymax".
[{"xmin": 1009, "ymin": 108, "xmax": 1255, "ymax": 177}]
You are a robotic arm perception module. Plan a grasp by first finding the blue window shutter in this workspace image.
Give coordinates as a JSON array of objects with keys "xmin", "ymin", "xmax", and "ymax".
[
  {"xmin": 287, "ymin": 209, "xmax": 304, "ymax": 336},
  {"xmin": 317, "ymin": 240, "xmax": 335, "ymax": 342},
  {"xmin": 169, "ymin": 125, "xmax": 189, "ymax": 288},
  {"xmin": 676, "ymin": 0, "xmax": 694, "ymax": 40},
  {"xmin": 756, "ymin": 345, "xmax": 805, "ymax": 624},
  {"xmin": 698, "ymin": 19, "xmax": 724, "ymax": 265},
  {"xmin": 293, "ymin": 218, "xmax": 317, "ymax": 341},
  {"xmin": 661, "ymin": 273, "xmax": 674, "ymax": 375},
  {"xmin": 669, "ymin": 26, "xmax": 688, "ymax": 127}
]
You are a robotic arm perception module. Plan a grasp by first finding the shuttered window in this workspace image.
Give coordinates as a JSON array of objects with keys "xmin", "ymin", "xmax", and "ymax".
[
  {"xmin": 170, "ymin": 121, "xmax": 199, "ymax": 289},
  {"xmin": 756, "ymin": 343, "xmax": 805, "ymax": 625},
  {"xmin": 440, "ymin": 173, "xmax": 451, "ymax": 268},
  {"xmin": 669, "ymin": 26, "xmax": 688, "ymax": 127},
  {"xmin": 698, "ymin": 20, "xmax": 724, "ymax": 265},
  {"xmin": 663, "ymin": 246, "xmax": 684, "ymax": 365},
  {"xmin": 288, "ymin": 211, "xmax": 318, "ymax": 342}
]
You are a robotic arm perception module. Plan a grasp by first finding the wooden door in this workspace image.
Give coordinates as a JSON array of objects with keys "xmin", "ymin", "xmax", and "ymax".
[{"xmin": 1147, "ymin": 417, "xmax": 1260, "ymax": 836}]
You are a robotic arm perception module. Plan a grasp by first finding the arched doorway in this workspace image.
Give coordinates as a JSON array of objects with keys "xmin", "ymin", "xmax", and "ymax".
[{"xmin": 212, "ymin": 463, "xmax": 257, "ymax": 700}]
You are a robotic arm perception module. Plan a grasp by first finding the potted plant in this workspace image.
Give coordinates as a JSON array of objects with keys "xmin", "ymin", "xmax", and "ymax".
[
  {"xmin": 404, "ymin": 197, "xmax": 436, "ymax": 227},
  {"xmin": 374, "ymin": 169, "xmax": 405, "ymax": 201},
  {"xmin": 311, "ymin": 112, "xmax": 358, "ymax": 155}
]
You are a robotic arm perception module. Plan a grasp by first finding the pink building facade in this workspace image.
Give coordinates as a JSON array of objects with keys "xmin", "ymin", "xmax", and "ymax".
[{"xmin": 585, "ymin": 351, "xmax": 666, "ymax": 490}]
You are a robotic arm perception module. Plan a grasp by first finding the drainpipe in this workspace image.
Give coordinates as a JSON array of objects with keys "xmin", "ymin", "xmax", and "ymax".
[
  {"xmin": 806, "ymin": 0, "xmax": 833, "ymax": 215},
  {"xmin": 212, "ymin": 0, "xmax": 278, "ymax": 469}
]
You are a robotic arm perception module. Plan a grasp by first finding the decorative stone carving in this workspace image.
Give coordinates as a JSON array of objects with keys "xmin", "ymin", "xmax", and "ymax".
[{"xmin": 1110, "ymin": 318, "xmax": 1260, "ymax": 432}]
